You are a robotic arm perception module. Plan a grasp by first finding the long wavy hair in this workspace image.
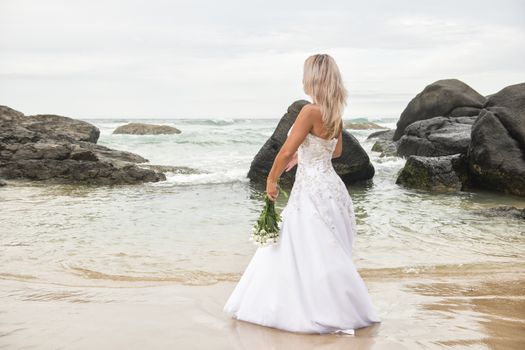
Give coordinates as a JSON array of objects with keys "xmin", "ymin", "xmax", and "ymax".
[{"xmin": 302, "ymin": 54, "xmax": 348, "ymax": 139}]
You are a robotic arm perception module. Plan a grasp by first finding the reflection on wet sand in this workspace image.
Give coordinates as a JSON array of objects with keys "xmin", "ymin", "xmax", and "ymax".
[
  {"xmin": 412, "ymin": 278, "xmax": 525, "ymax": 349},
  {"xmin": 1, "ymin": 263, "xmax": 523, "ymax": 349},
  {"xmin": 227, "ymin": 319, "xmax": 380, "ymax": 350}
]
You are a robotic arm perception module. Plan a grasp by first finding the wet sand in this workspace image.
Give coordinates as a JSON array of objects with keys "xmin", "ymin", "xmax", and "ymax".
[{"xmin": 1, "ymin": 263, "xmax": 523, "ymax": 349}]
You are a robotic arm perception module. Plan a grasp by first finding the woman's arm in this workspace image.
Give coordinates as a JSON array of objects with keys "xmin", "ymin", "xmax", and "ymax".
[
  {"xmin": 266, "ymin": 105, "xmax": 315, "ymax": 200},
  {"xmin": 284, "ymin": 152, "xmax": 298, "ymax": 172},
  {"xmin": 332, "ymin": 127, "xmax": 343, "ymax": 158}
]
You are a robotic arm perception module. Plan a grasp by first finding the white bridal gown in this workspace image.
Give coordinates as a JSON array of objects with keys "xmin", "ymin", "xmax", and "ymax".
[{"xmin": 223, "ymin": 127, "xmax": 381, "ymax": 334}]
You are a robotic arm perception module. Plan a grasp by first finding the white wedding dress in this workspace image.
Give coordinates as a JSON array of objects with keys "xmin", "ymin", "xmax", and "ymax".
[{"xmin": 223, "ymin": 128, "xmax": 381, "ymax": 334}]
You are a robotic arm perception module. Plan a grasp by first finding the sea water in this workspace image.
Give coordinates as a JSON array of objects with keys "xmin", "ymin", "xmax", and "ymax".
[{"xmin": 1, "ymin": 118, "xmax": 524, "ymax": 287}]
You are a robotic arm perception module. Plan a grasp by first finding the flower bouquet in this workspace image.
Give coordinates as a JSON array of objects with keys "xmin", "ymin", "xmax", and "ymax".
[{"xmin": 250, "ymin": 183, "xmax": 289, "ymax": 247}]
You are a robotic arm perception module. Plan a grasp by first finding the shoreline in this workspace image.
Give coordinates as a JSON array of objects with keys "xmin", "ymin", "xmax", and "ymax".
[{"xmin": 1, "ymin": 262, "xmax": 523, "ymax": 349}]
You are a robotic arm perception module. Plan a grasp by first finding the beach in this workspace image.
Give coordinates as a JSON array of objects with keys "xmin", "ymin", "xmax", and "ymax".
[
  {"xmin": 1, "ymin": 118, "xmax": 524, "ymax": 349},
  {"xmin": 1, "ymin": 263, "xmax": 523, "ymax": 349}
]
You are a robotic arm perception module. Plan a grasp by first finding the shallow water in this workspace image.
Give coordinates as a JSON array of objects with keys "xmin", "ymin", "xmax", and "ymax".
[
  {"xmin": 1, "ymin": 118, "xmax": 524, "ymax": 349},
  {"xmin": 1, "ymin": 118, "xmax": 523, "ymax": 287}
]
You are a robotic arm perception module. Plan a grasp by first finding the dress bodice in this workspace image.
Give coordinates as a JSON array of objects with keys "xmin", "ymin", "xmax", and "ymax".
[
  {"xmin": 284, "ymin": 125, "xmax": 355, "ymax": 236},
  {"xmin": 287, "ymin": 126, "xmax": 338, "ymax": 174},
  {"xmin": 298, "ymin": 133, "xmax": 338, "ymax": 172}
]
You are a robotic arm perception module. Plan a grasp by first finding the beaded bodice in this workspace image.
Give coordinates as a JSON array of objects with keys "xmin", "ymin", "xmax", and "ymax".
[
  {"xmin": 283, "ymin": 127, "xmax": 356, "ymax": 239},
  {"xmin": 298, "ymin": 133, "xmax": 338, "ymax": 172}
]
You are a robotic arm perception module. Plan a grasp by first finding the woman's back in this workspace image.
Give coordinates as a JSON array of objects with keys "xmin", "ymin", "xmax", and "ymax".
[
  {"xmin": 223, "ymin": 53, "xmax": 380, "ymax": 335},
  {"xmin": 304, "ymin": 104, "xmax": 341, "ymax": 140}
]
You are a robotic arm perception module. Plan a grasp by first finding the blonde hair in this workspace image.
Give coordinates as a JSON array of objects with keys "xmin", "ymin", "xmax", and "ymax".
[{"xmin": 302, "ymin": 54, "xmax": 348, "ymax": 139}]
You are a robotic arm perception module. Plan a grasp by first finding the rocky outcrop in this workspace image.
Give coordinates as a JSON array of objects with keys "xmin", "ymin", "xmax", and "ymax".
[
  {"xmin": 0, "ymin": 105, "xmax": 166, "ymax": 185},
  {"xmin": 0, "ymin": 105, "xmax": 101, "ymax": 144},
  {"xmin": 397, "ymin": 116, "xmax": 476, "ymax": 157},
  {"xmin": 137, "ymin": 164, "xmax": 202, "ymax": 175},
  {"xmin": 391, "ymin": 79, "xmax": 525, "ymax": 196},
  {"xmin": 113, "ymin": 122, "xmax": 181, "ymax": 135},
  {"xmin": 248, "ymin": 100, "xmax": 374, "ymax": 185},
  {"xmin": 343, "ymin": 121, "xmax": 387, "ymax": 130},
  {"xmin": 396, "ymin": 154, "xmax": 469, "ymax": 193},
  {"xmin": 368, "ymin": 129, "xmax": 398, "ymax": 157},
  {"xmin": 393, "ymin": 79, "xmax": 486, "ymax": 141},
  {"xmin": 473, "ymin": 206, "xmax": 525, "ymax": 220},
  {"xmin": 467, "ymin": 83, "xmax": 525, "ymax": 196},
  {"xmin": 367, "ymin": 129, "xmax": 391, "ymax": 139}
]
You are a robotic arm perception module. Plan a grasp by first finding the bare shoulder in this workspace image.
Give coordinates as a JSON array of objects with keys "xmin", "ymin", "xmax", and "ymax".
[
  {"xmin": 300, "ymin": 103, "xmax": 322, "ymax": 120},
  {"xmin": 302, "ymin": 103, "xmax": 320, "ymax": 112}
]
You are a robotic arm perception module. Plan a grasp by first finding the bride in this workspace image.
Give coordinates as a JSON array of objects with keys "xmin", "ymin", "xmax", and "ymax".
[{"xmin": 223, "ymin": 53, "xmax": 381, "ymax": 335}]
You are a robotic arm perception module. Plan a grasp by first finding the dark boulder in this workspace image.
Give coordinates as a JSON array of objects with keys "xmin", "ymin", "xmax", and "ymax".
[
  {"xmin": 396, "ymin": 154, "xmax": 469, "ymax": 193},
  {"xmin": 397, "ymin": 116, "xmax": 476, "ymax": 157},
  {"xmin": 0, "ymin": 105, "xmax": 165, "ymax": 185},
  {"xmin": 467, "ymin": 83, "xmax": 525, "ymax": 196},
  {"xmin": 248, "ymin": 100, "xmax": 374, "ymax": 185},
  {"xmin": 393, "ymin": 79, "xmax": 486, "ymax": 141}
]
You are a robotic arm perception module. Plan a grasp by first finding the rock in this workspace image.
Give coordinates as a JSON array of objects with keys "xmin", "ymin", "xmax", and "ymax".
[
  {"xmin": 368, "ymin": 130, "xmax": 398, "ymax": 157},
  {"xmin": 367, "ymin": 129, "xmax": 392, "ymax": 140},
  {"xmin": 0, "ymin": 107, "xmax": 100, "ymax": 144},
  {"xmin": 0, "ymin": 105, "xmax": 24, "ymax": 119},
  {"xmin": 11, "ymin": 142, "xmax": 71, "ymax": 160},
  {"xmin": 393, "ymin": 79, "xmax": 486, "ymax": 141},
  {"xmin": 467, "ymin": 83, "xmax": 525, "ymax": 196},
  {"xmin": 113, "ymin": 122, "xmax": 181, "ymax": 135},
  {"xmin": 0, "ymin": 178, "xmax": 6, "ymax": 186},
  {"xmin": 26, "ymin": 114, "xmax": 100, "ymax": 143},
  {"xmin": 138, "ymin": 164, "xmax": 202, "ymax": 175},
  {"xmin": 343, "ymin": 121, "xmax": 387, "ymax": 130},
  {"xmin": 75, "ymin": 142, "xmax": 148, "ymax": 163},
  {"xmin": 371, "ymin": 141, "xmax": 398, "ymax": 158},
  {"xmin": 397, "ymin": 116, "xmax": 476, "ymax": 157},
  {"xmin": 473, "ymin": 206, "xmax": 525, "ymax": 220},
  {"xmin": 449, "ymin": 106, "xmax": 482, "ymax": 118},
  {"xmin": 0, "ymin": 105, "xmax": 166, "ymax": 185},
  {"xmin": 248, "ymin": 100, "xmax": 374, "ymax": 185},
  {"xmin": 396, "ymin": 154, "xmax": 469, "ymax": 192},
  {"xmin": 0, "ymin": 159, "xmax": 163, "ymax": 184},
  {"xmin": 69, "ymin": 147, "xmax": 98, "ymax": 161}
]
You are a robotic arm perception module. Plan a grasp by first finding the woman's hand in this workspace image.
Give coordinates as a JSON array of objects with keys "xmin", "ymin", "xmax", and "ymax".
[
  {"xmin": 285, "ymin": 152, "xmax": 298, "ymax": 172},
  {"xmin": 266, "ymin": 179, "xmax": 278, "ymax": 201}
]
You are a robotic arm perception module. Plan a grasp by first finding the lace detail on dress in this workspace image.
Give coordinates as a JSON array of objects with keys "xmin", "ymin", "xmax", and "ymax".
[
  {"xmin": 223, "ymin": 126, "xmax": 381, "ymax": 334},
  {"xmin": 284, "ymin": 130, "xmax": 356, "ymax": 237}
]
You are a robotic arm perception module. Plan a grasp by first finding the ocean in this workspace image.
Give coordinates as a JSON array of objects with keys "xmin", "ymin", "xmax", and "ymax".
[{"xmin": 1, "ymin": 117, "xmax": 523, "ymax": 287}]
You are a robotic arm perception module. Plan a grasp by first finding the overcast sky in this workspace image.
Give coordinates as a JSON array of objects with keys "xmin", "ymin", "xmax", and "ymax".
[{"xmin": 1, "ymin": 0, "xmax": 524, "ymax": 119}]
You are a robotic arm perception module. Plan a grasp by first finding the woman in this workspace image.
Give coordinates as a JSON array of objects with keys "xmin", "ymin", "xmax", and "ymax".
[{"xmin": 223, "ymin": 54, "xmax": 381, "ymax": 335}]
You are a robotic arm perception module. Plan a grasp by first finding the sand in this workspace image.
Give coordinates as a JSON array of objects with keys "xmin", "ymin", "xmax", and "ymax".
[{"xmin": 1, "ymin": 262, "xmax": 524, "ymax": 349}]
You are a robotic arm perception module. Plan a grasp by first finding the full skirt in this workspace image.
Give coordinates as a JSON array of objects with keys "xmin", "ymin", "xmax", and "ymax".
[{"xmin": 223, "ymin": 190, "xmax": 381, "ymax": 334}]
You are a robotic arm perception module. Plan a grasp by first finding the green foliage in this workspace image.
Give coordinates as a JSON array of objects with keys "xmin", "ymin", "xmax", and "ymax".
[{"xmin": 250, "ymin": 182, "xmax": 289, "ymax": 246}]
